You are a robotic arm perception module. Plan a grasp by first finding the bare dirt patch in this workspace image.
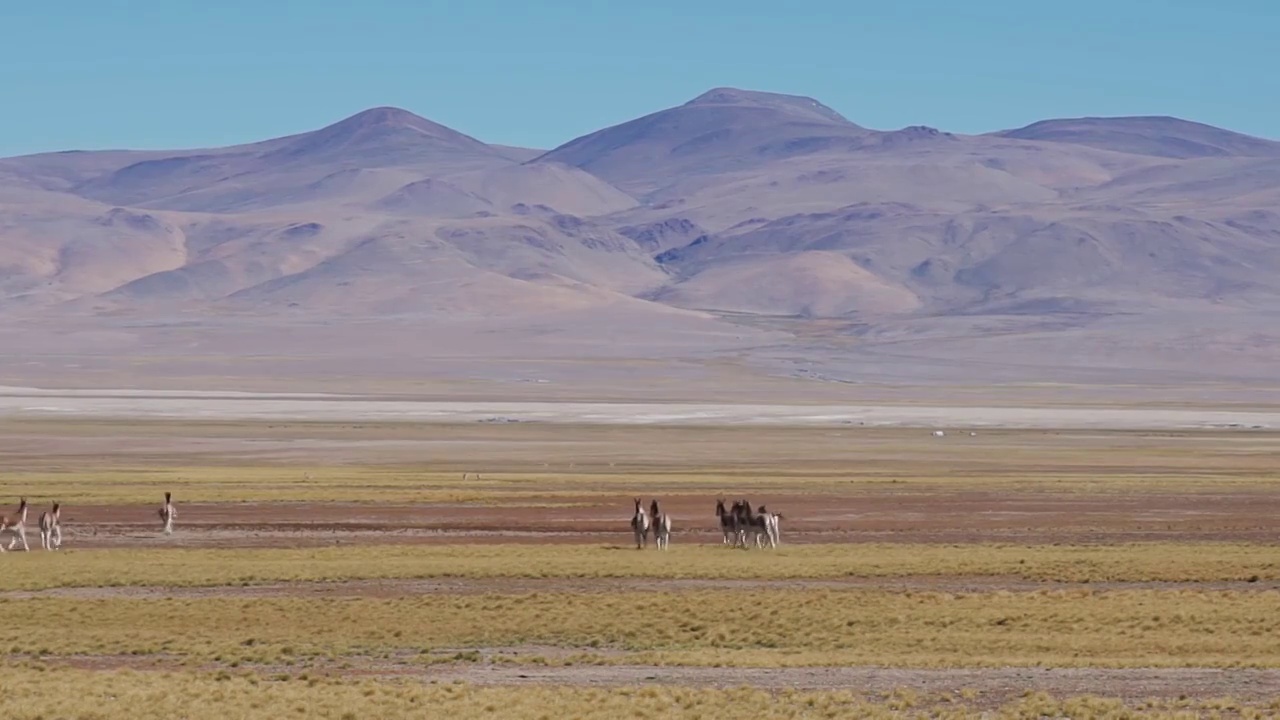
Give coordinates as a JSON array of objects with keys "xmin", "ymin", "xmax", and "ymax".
[
  {"xmin": 30, "ymin": 653, "xmax": 1280, "ymax": 706},
  {"xmin": 7, "ymin": 575, "xmax": 1279, "ymax": 602},
  {"xmin": 50, "ymin": 488, "xmax": 1280, "ymax": 550}
]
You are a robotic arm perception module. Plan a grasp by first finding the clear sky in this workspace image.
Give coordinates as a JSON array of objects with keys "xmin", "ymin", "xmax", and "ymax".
[{"xmin": 1, "ymin": 0, "xmax": 1275, "ymax": 156}]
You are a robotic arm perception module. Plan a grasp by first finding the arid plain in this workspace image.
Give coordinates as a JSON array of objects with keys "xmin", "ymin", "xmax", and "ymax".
[
  {"xmin": 5, "ymin": 81, "xmax": 1280, "ymax": 718},
  {"xmin": 3, "ymin": 388, "xmax": 1280, "ymax": 718}
]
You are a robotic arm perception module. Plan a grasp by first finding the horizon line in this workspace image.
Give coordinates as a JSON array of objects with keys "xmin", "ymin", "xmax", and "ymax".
[{"xmin": 4, "ymin": 86, "xmax": 1277, "ymax": 159}]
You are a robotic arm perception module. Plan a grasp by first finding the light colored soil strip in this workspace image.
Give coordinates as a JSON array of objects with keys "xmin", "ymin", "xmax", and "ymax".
[
  {"xmin": 4, "ymin": 575, "xmax": 1278, "ymax": 600},
  {"xmin": 35, "ymin": 654, "xmax": 1280, "ymax": 704}
]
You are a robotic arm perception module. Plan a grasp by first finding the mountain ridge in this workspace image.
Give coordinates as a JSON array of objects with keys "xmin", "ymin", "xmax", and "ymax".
[{"xmin": 2, "ymin": 87, "xmax": 1280, "ymax": 385}]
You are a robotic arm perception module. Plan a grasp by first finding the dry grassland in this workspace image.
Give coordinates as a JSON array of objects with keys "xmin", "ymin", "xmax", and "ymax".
[
  {"xmin": 1, "ymin": 543, "xmax": 1278, "ymax": 591},
  {"xmin": 4, "ymin": 588, "xmax": 1279, "ymax": 669},
  {"xmin": 5, "ymin": 667, "xmax": 1278, "ymax": 720},
  {"xmin": 5, "ymin": 419, "xmax": 1280, "ymax": 500},
  {"xmin": 3, "ymin": 417, "xmax": 1280, "ymax": 716}
]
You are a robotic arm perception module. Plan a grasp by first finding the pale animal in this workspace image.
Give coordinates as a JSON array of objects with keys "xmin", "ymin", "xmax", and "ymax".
[
  {"xmin": 38, "ymin": 502, "xmax": 62, "ymax": 551},
  {"xmin": 649, "ymin": 499, "xmax": 672, "ymax": 550},
  {"xmin": 158, "ymin": 492, "xmax": 176, "ymax": 535},
  {"xmin": 757, "ymin": 504, "xmax": 783, "ymax": 549},
  {"xmin": 630, "ymin": 497, "xmax": 650, "ymax": 549},
  {"xmin": 0, "ymin": 498, "xmax": 30, "ymax": 552}
]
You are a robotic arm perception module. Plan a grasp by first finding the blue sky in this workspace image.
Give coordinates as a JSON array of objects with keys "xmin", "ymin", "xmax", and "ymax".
[{"xmin": 1, "ymin": 0, "xmax": 1275, "ymax": 156}]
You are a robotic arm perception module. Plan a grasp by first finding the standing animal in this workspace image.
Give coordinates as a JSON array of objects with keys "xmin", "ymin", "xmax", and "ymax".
[
  {"xmin": 0, "ymin": 498, "xmax": 30, "ymax": 552},
  {"xmin": 649, "ymin": 499, "xmax": 672, "ymax": 550},
  {"xmin": 158, "ymin": 492, "xmax": 176, "ymax": 535},
  {"xmin": 715, "ymin": 498, "xmax": 738, "ymax": 546},
  {"xmin": 38, "ymin": 502, "xmax": 62, "ymax": 551},
  {"xmin": 757, "ymin": 504, "xmax": 783, "ymax": 549},
  {"xmin": 629, "ymin": 497, "xmax": 649, "ymax": 549},
  {"xmin": 734, "ymin": 499, "xmax": 770, "ymax": 549}
]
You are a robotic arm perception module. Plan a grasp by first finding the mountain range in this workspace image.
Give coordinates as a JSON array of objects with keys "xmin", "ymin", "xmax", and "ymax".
[{"xmin": 3, "ymin": 87, "xmax": 1279, "ymax": 389}]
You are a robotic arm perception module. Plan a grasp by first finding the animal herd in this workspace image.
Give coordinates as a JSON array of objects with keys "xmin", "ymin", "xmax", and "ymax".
[
  {"xmin": 0, "ymin": 493, "xmax": 176, "ymax": 553},
  {"xmin": 631, "ymin": 497, "xmax": 784, "ymax": 550},
  {"xmin": 0, "ymin": 498, "xmax": 62, "ymax": 552},
  {"xmin": 3, "ymin": 491, "xmax": 779, "ymax": 553}
]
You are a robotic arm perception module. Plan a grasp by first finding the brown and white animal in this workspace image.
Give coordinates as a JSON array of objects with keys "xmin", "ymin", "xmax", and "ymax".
[
  {"xmin": 630, "ymin": 497, "xmax": 649, "ymax": 549},
  {"xmin": 158, "ymin": 492, "xmax": 176, "ymax": 535},
  {"xmin": 38, "ymin": 502, "xmax": 62, "ymax": 551},
  {"xmin": 734, "ymin": 499, "xmax": 770, "ymax": 549},
  {"xmin": 715, "ymin": 498, "xmax": 738, "ymax": 546},
  {"xmin": 0, "ymin": 497, "xmax": 30, "ymax": 552},
  {"xmin": 649, "ymin": 499, "xmax": 672, "ymax": 550}
]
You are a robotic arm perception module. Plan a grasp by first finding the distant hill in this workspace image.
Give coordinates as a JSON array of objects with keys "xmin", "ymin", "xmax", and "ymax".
[
  {"xmin": 3, "ymin": 87, "xmax": 1280, "ymax": 385},
  {"xmin": 994, "ymin": 116, "xmax": 1280, "ymax": 159}
]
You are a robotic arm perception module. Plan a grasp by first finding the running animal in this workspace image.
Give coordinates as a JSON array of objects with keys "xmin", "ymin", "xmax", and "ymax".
[
  {"xmin": 158, "ymin": 492, "xmax": 176, "ymax": 535},
  {"xmin": 0, "ymin": 498, "xmax": 30, "ymax": 552}
]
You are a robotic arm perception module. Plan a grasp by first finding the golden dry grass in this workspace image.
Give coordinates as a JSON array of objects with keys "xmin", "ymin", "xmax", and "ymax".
[
  {"xmin": 3, "ymin": 588, "xmax": 1278, "ymax": 669},
  {"xmin": 6, "ymin": 418, "xmax": 1280, "ymax": 707},
  {"xmin": 3, "ymin": 666, "xmax": 1276, "ymax": 720},
  {"xmin": 1, "ymin": 543, "xmax": 1277, "ymax": 591},
  {"xmin": 5, "ymin": 419, "xmax": 1280, "ymax": 504},
  {"xmin": 8, "ymin": 463, "xmax": 1279, "ymax": 506}
]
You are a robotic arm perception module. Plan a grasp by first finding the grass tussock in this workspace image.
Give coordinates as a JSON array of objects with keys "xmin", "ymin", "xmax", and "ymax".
[
  {"xmin": 3, "ymin": 588, "xmax": 1278, "ymax": 668},
  {"xmin": 1, "ymin": 542, "xmax": 1277, "ymax": 591},
  {"xmin": 1, "ymin": 666, "xmax": 1278, "ymax": 719}
]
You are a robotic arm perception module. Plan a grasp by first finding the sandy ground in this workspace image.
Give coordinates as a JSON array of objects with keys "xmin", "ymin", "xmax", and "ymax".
[
  {"xmin": 4, "ymin": 385, "xmax": 1280, "ymax": 429},
  {"xmin": 37, "ymin": 653, "xmax": 1280, "ymax": 705},
  {"xmin": 7, "ymin": 411, "xmax": 1280, "ymax": 703},
  {"xmin": 35, "ymin": 487, "xmax": 1280, "ymax": 550},
  {"xmin": 8, "ymin": 575, "xmax": 1280, "ymax": 602}
]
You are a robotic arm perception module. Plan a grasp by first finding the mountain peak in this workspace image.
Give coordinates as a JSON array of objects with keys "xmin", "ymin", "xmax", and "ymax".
[
  {"xmin": 264, "ymin": 106, "xmax": 500, "ymax": 166},
  {"xmin": 329, "ymin": 106, "xmax": 446, "ymax": 132},
  {"xmin": 683, "ymin": 87, "xmax": 855, "ymax": 126}
]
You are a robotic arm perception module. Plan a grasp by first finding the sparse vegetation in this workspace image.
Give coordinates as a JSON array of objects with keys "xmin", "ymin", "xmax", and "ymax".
[
  {"xmin": 3, "ymin": 588, "xmax": 1278, "ymax": 668},
  {"xmin": 1, "ymin": 666, "xmax": 1278, "ymax": 719},
  {"xmin": 2, "ymin": 542, "xmax": 1278, "ymax": 591},
  {"xmin": 4, "ymin": 417, "xmax": 1279, "ymax": 715}
]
